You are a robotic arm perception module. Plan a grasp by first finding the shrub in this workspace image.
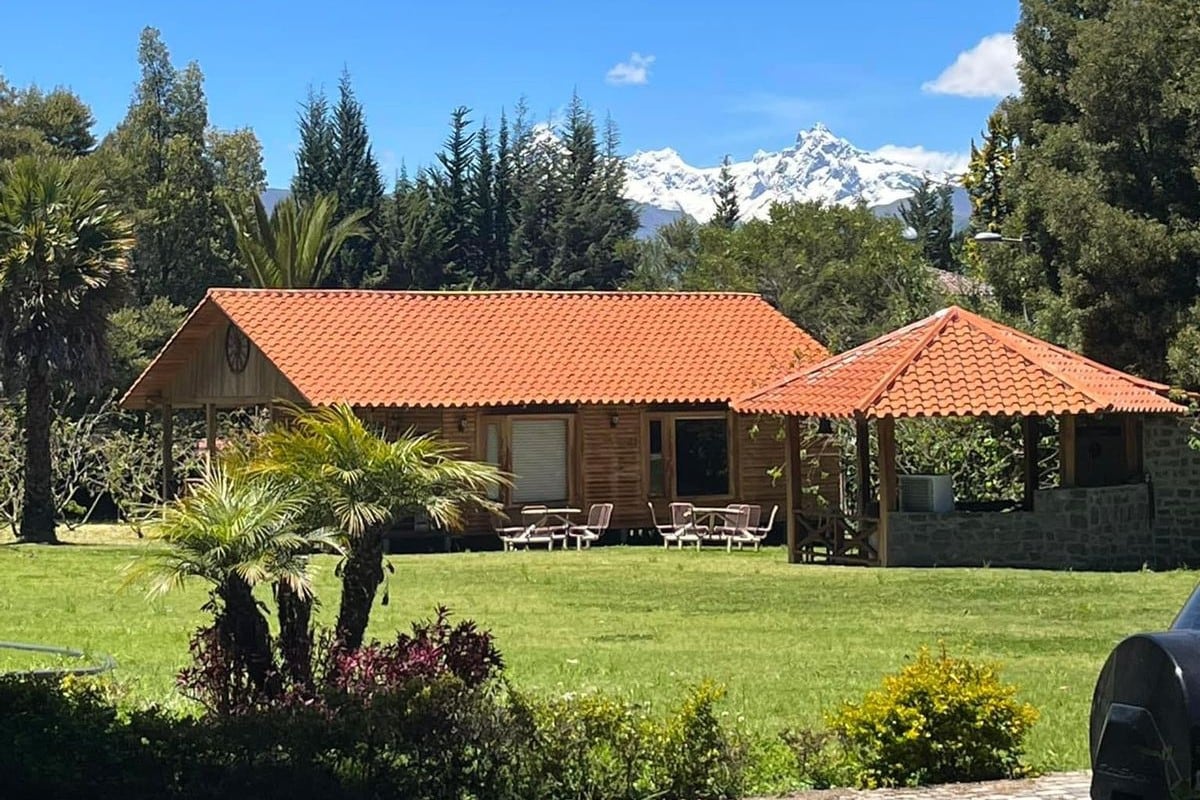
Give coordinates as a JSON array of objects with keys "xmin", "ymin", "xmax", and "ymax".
[
  {"xmin": 827, "ymin": 645, "xmax": 1038, "ymax": 787},
  {"xmin": 524, "ymin": 682, "xmax": 745, "ymax": 800},
  {"xmin": 779, "ymin": 726, "xmax": 858, "ymax": 789},
  {"xmin": 178, "ymin": 606, "xmax": 504, "ymax": 715}
]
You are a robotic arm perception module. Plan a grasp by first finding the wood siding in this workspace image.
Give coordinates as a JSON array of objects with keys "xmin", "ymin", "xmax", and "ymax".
[
  {"xmin": 164, "ymin": 322, "xmax": 303, "ymax": 408},
  {"xmin": 356, "ymin": 403, "xmax": 841, "ymax": 535}
]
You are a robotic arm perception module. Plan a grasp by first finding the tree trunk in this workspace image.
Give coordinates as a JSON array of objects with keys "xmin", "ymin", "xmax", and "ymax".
[
  {"xmin": 19, "ymin": 362, "xmax": 56, "ymax": 543},
  {"xmin": 335, "ymin": 527, "xmax": 386, "ymax": 650},
  {"xmin": 275, "ymin": 581, "xmax": 314, "ymax": 686},
  {"xmin": 218, "ymin": 577, "xmax": 275, "ymax": 696}
]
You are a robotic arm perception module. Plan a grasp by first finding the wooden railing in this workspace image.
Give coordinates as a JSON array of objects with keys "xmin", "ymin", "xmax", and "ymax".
[{"xmin": 794, "ymin": 510, "xmax": 880, "ymax": 566}]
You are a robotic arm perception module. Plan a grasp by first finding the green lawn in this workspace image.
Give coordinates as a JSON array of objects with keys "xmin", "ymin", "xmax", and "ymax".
[{"xmin": 0, "ymin": 527, "xmax": 1194, "ymax": 773}]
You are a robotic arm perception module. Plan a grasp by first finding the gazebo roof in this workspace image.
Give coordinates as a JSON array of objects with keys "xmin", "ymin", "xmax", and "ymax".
[{"xmin": 734, "ymin": 305, "xmax": 1186, "ymax": 419}]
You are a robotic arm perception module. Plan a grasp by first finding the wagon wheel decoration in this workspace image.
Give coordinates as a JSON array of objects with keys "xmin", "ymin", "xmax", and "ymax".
[{"xmin": 225, "ymin": 323, "xmax": 250, "ymax": 373}]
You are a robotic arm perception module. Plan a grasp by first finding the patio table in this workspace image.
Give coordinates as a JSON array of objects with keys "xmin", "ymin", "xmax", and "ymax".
[{"xmin": 689, "ymin": 506, "xmax": 740, "ymax": 538}]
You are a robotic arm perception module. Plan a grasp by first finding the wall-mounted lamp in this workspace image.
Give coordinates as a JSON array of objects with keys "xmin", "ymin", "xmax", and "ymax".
[
  {"xmin": 817, "ymin": 418, "xmax": 834, "ymax": 435},
  {"xmin": 610, "ymin": 413, "xmax": 620, "ymax": 428},
  {"xmin": 458, "ymin": 415, "xmax": 469, "ymax": 433}
]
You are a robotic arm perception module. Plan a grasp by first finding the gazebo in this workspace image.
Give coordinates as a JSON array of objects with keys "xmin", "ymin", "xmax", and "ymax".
[{"xmin": 734, "ymin": 306, "xmax": 1193, "ymax": 570}]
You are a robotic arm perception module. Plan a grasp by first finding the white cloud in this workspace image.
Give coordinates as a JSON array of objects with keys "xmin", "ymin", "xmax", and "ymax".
[
  {"xmin": 606, "ymin": 53, "xmax": 655, "ymax": 86},
  {"xmin": 922, "ymin": 33, "xmax": 1020, "ymax": 99},
  {"xmin": 872, "ymin": 144, "xmax": 969, "ymax": 177}
]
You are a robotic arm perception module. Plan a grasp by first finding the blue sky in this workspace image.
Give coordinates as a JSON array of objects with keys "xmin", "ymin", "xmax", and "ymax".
[{"xmin": 1, "ymin": 1, "xmax": 1020, "ymax": 187}]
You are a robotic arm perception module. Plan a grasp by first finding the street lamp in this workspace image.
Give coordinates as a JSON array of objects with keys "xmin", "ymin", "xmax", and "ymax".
[{"xmin": 974, "ymin": 231, "xmax": 1028, "ymax": 247}]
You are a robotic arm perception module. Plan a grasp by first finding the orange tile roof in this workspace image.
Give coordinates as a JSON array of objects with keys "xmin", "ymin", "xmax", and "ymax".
[
  {"xmin": 734, "ymin": 306, "xmax": 1186, "ymax": 418},
  {"xmin": 122, "ymin": 289, "xmax": 829, "ymax": 409}
]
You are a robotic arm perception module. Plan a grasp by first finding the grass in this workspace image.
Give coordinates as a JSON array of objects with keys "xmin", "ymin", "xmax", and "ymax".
[{"xmin": 0, "ymin": 524, "xmax": 1194, "ymax": 774}]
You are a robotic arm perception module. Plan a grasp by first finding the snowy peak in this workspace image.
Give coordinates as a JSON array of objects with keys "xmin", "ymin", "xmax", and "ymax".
[{"xmin": 623, "ymin": 124, "xmax": 965, "ymax": 228}]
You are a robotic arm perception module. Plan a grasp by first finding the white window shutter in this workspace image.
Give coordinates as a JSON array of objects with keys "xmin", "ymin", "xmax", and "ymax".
[{"xmin": 510, "ymin": 419, "xmax": 568, "ymax": 504}]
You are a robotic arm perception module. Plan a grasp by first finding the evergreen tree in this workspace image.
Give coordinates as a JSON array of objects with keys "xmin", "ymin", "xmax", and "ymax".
[
  {"xmin": 492, "ymin": 111, "xmax": 514, "ymax": 288},
  {"xmin": 383, "ymin": 172, "xmax": 448, "ymax": 289},
  {"xmin": 329, "ymin": 73, "xmax": 384, "ymax": 287},
  {"xmin": 899, "ymin": 178, "xmax": 956, "ymax": 273},
  {"xmin": 99, "ymin": 27, "xmax": 246, "ymax": 307},
  {"xmin": 434, "ymin": 106, "xmax": 477, "ymax": 286},
  {"xmin": 0, "ymin": 82, "xmax": 96, "ymax": 160},
  {"xmin": 962, "ymin": 107, "xmax": 1016, "ymax": 235},
  {"xmin": 1005, "ymin": 0, "xmax": 1200, "ymax": 380},
  {"xmin": 471, "ymin": 119, "xmax": 498, "ymax": 286},
  {"xmin": 712, "ymin": 154, "xmax": 739, "ymax": 229},
  {"xmin": 291, "ymin": 89, "xmax": 336, "ymax": 202}
]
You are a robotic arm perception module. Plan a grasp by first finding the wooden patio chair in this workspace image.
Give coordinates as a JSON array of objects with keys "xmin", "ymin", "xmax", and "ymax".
[
  {"xmin": 668, "ymin": 502, "xmax": 701, "ymax": 550},
  {"xmin": 568, "ymin": 503, "xmax": 613, "ymax": 550}
]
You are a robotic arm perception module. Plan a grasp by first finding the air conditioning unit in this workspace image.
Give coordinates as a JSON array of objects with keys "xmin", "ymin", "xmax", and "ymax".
[{"xmin": 899, "ymin": 474, "xmax": 955, "ymax": 513}]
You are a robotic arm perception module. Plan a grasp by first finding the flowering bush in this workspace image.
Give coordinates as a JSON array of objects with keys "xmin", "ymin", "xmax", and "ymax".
[{"xmin": 827, "ymin": 646, "xmax": 1038, "ymax": 787}]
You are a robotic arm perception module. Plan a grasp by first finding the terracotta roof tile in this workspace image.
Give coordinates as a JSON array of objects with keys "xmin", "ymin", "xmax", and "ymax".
[
  {"xmin": 122, "ymin": 289, "xmax": 828, "ymax": 409},
  {"xmin": 734, "ymin": 306, "xmax": 1186, "ymax": 418}
]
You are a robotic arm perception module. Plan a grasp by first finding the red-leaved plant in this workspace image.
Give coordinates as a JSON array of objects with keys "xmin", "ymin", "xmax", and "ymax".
[{"xmin": 179, "ymin": 605, "xmax": 503, "ymax": 715}]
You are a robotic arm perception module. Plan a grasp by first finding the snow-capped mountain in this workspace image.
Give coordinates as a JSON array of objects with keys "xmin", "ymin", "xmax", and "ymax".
[{"xmin": 624, "ymin": 123, "xmax": 969, "ymax": 234}]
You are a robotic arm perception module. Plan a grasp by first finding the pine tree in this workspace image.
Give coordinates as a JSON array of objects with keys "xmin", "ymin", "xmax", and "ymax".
[
  {"xmin": 471, "ymin": 119, "xmax": 497, "ymax": 286},
  {"xmin": 899, "ymin": 179, "xmax": 956, "ymax": 273},
  {"xmin": 492, "ymin": 111, "xmax": 514, "ymax": 288},
  {"xmin": 507, "ymin": 100, "xmax": 558, "ymax": 288},
  {"xmin": 435, "ymin": 106, "xmax": 477, "ymax": 286},
  {"xmin": 292, "ymin": 88, "xmax": 336, "ymax": 202},
  {"xmin": 712, "ymin": 155, "xmax": 739, "ymax": 229},
  {"xmin": 328, "ymin": 72, "xmax": 385, "ymax": 287}
]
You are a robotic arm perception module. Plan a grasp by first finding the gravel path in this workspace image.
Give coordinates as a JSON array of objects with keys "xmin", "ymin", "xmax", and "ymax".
[{"xmin": 757, "ymin": 771, "xmax": 1090, "ymax": 800}]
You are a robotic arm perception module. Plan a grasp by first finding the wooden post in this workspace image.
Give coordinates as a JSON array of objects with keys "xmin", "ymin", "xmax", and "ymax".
[
  {"xmin": 161, "ymin": 400, "xmax": 174, "ymax": 501},
  {"xmin": 1022, "ymin": 416, "xmax": 1039, "ymax": 510},
  {"xmin": 1060, "ymin": 414, "xmax": 1077, "ymax": 488},
  {"xmin": 205, "ymin": 403, "xmax": 217, "ymax": 471},
  {"xmin": 785, "ymin": 415, "xmax": 803, "ymax": 564},
  {"xmin": 1122, "ymin": 414, "xmax": 1142, "ymax": 480},
  {"xmin": 854, "ymin": 417, "xmax": 871, "ymax": 515},
  {"xmin": 876, "ymin": 415, "xmax": 897, "ymax": 568}
]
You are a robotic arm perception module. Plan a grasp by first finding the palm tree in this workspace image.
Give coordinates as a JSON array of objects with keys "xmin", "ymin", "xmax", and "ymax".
[
  {"xmin": 228, "ymin": 192, "xmax": 369, "ymax": 288},
  {"xmin": 0, "ymin": 155, "xmax": 132, "ymax": 543},
  {"xmin": 134, "ymin": 465, "xmax": 340, "ymax": 691},
  {"xmin": 248, "ymin": 404, "xmax": 505, "ymax": 649}
]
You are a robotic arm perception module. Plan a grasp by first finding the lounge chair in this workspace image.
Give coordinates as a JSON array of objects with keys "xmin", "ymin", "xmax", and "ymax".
[{"xmin": 568, "ymin": 503, "xmax": 613, "ymax": 550}]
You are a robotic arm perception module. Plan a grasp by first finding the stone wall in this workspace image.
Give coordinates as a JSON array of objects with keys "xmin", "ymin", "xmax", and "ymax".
[
  {"xmin": 888, "ymin": 415, "xmax": 1200, "ymax": 570},
  {"xmin": 1144, "ymin": 415, "xmax": 1200, "ymax": 566},
  {"xmin": 888, "ymin": 484, "xmax": 1152, "ymax": 569}
]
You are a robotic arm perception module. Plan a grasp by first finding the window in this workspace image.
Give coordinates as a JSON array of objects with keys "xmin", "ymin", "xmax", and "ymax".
[
  {"xmin": 510, "ymin": 418, "xmax": 569, "ymax": 504},
  {"xmin": 674, "ymin": 417, "xmax": 729, "ymax": 497},
  {"xmin": 483, "ymin": 421, "xmax": 502, "ymax": 501},
  {"xmin": 648, "ymin": 419, "xmax": 665, "ymax": 497}
]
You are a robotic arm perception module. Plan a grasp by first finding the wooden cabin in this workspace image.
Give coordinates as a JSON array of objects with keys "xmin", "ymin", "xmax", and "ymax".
[{"xmin": 121, "ymin": 289, "xmax": 840, "ymax": 535}]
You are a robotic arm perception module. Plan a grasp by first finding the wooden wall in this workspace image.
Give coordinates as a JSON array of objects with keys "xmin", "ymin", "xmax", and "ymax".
[
  {"xmin": 166, "ymin": 322, "xmax": 303, "ymax": 408},
  {"xmin": 356, "ymin": 403, "xmax": 841, "ymax": 536}
]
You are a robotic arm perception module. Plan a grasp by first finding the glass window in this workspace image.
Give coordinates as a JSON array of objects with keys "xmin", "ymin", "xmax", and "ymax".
[
  {"xmin": 674, "ymin": 418, "xmax": 729, "ymax": 497},
  {"xmin": 484, "ymin": 422, "xmax": 502, "ymax": 500},
  {"xmin": 648, "ymin": 419, "xmax": 665, "ymax": 497}
]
